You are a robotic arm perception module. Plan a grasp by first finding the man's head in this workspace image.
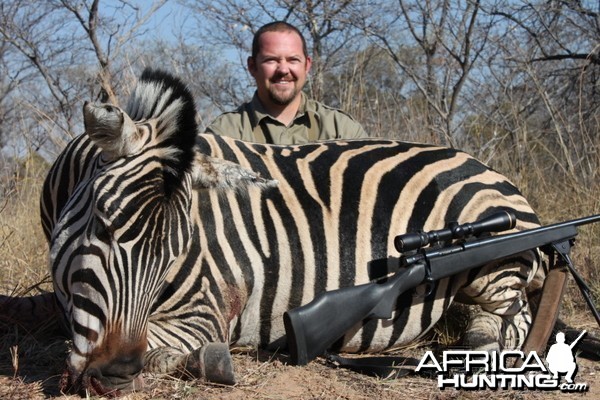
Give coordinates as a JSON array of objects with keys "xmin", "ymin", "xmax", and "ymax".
[{"xmin": 248, "ymin": 21, "xmax": 312, "ymax": 109}]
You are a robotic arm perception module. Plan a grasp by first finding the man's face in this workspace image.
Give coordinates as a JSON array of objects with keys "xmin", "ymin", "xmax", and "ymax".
[{"xmin": 248, "ymin": 30, "xmax": 312, "ymax": 107}]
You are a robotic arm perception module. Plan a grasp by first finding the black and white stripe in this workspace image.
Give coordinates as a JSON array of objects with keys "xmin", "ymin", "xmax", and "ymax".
[{"xmin": 40, "ymin": 69, "xmax": 544, "ymax": 391}]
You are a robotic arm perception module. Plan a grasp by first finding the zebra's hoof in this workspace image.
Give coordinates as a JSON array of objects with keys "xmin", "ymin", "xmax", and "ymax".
[{"xmin": 184, "ymin": 343, "xmax": 236, "ymax": 385}]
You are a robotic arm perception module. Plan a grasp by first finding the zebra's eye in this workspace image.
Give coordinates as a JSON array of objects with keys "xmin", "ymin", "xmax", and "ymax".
[{"xmin": 104, "ymin": 105, "xmax": 115, "ymax": 113}]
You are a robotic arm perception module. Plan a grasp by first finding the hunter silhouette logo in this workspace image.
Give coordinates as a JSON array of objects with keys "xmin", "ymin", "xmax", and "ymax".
[
  {"xmin": 546, "ymin": 330, "xmax": 586, "ymax": 384},
  {"xmin": 416, "ymin": 330, "xmax": 589, "ymax": 392}
]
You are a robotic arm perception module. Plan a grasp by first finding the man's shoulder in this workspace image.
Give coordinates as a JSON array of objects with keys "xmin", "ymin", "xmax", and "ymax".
[
  {"xmin": 306, "ymin": 97, "xmax": 358, "ymax": 121},
  {"xmin": 211, "ymin": 102, "xmax": 253, "ymax": 121},
  {"xmin": 303, "ymin": 97, "xmax": 367, "ymax": 139},
  {"xmin": 215, "ymin": 102, "xmax": 250, "ymax": 117},
  {"xmin": 205, "ymin": 102, "xmax": 253, "ymax": 137}
]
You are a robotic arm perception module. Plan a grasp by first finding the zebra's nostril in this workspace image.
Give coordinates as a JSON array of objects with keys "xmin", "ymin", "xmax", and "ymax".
[{"xmin": 101, "ymin": 355, "xmax": 145, "ymax": 379}]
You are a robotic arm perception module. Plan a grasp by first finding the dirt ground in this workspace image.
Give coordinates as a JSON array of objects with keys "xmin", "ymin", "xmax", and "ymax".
[{"xmin": 0, "ymin": 333, "xmax": 598, "ymax": 400}]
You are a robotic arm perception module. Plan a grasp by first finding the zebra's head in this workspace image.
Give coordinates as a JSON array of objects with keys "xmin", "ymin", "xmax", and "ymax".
[{"xmin": 51, "ymin": 69, "xmax": 275, "ymax": 395}]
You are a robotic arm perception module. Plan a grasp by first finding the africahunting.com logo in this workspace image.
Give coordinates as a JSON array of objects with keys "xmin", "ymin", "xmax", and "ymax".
[{"xmin": 416, "ymin": 331, "xmax": 588, "ymax": 392}]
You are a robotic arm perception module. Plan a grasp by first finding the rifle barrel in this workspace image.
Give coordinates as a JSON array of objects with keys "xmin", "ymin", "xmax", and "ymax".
[
  {"xmin": 404, "ymin": 215, "xmax": 600, "ymax": 281},
  {"xmin": 544, "ymin": 214, "xmax": 600, "ymax": 229},
  {"xmin": 569, "ymin": 330, "xmax": 587, "ymax": 349}
]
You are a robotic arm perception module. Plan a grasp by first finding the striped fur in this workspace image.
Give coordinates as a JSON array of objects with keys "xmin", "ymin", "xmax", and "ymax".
[{"xmin": 40, "ymin": 69, "xmax": 544, "ymax": 393}]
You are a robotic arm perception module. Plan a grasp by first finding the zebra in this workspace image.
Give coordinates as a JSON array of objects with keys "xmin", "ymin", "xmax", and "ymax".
[{"xmin": 29, "ymin": 68, "xmax": 547, "ymax": 395}]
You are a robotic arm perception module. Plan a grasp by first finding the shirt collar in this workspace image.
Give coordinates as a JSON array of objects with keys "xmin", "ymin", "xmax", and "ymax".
[{"xmin": 250, "ymin": 92, "xmax": 318, "ymax": 126}]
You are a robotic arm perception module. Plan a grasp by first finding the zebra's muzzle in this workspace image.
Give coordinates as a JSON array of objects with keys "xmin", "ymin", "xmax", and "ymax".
[
  {"xmin": 60, "ymin": 352, "xmax": 145, "ymax": 397},
  {"xmin": 60, "ymin": 364, "xmax": 144, "ymax": 397}
]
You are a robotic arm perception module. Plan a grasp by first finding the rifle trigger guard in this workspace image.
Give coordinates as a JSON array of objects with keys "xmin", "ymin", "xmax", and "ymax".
[{"xmin": 422, "ymin": 261, "xmax": 435, "ymax": 297}]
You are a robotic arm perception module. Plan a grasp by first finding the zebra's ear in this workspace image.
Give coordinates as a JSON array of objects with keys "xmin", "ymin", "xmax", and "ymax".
[
  {"xmin": 83, "ymin": 101, "xmax": 142, "ymax": 161},
  {"xmin": 191, "ymin": 153, "xmax": 278, "ymax": 190}
]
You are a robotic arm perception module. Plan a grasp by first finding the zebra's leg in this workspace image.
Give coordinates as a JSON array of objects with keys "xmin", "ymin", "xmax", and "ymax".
[
  {"xmin": 460, "ymin": 252, "xmax": 540, "ymax": 352},
  {"xmin": 462, "ymin": 296, "xmax": 533, "ymax": 352},
  {"xmin": 144, "ymin": 343, "xmax": 236, "ymax": 385}
]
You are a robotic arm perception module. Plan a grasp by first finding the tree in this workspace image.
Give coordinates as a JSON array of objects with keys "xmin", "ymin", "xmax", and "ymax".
[
  {"xmin": 181, "ymin": 0, "xmax": 366, "ymax": 102},
  {"xmin": 0, "ymin": 0, "xmax": 166, "ymax": 156},
  {"xmin": 482, "ymin": 0, "xmax": 600, "ymax": 187},
  {"xmin": 0, "ymin": 36, "xmax": 20, "ymax": 147},
  {"xmin": 359, "ymin": 0, "xmax": 494, "ymax": 146},
  {"xmin": 137, "ymin": 37, "xmax": 249, "ymax": 128}
]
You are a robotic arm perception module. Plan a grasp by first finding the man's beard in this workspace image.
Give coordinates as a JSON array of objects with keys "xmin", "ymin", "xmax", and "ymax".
[{"xmin": 268, "ymin": 82, "xmax": 301, "ymax": 106}]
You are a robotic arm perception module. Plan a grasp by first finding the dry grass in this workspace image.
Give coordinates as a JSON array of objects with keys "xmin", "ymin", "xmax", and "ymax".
[
  {"xmin": 0, "ymin": 155, "xmax": 51, "ymax": 295},
  {"xmin": 0, "ymin": 150, "xmax": 598, "ymax": 399},
  {"xmin": 1, "ymin": 345, "xmax": 598, "ymax": 399}
]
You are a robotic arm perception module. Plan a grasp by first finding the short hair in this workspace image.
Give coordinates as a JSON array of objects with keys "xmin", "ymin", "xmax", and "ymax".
[{"xmin": 251, "ymin": 21, "xmax": 308, "ymax": 59}]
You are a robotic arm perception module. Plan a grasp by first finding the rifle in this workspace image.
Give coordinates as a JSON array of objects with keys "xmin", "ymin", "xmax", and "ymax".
[
  {"xmin": 569, "ymin": 330, "xmax": 587, "ymax": 349},
  {"xmin": 284, "ymin": 211, "xmax": 600, "ymax": 366}
]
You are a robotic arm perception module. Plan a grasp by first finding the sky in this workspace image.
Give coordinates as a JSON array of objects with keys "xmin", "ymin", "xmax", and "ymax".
[{"xmin": 140, "ymin": 1, "xmax": 245, "ymax": 67}]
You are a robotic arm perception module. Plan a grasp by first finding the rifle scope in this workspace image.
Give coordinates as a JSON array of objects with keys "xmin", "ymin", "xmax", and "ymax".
[{"xmin": 394, "ymin": 210, "xmax": 516, "ymax": 253}]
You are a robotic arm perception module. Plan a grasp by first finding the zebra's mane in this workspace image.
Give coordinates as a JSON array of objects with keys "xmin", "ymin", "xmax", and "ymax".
[{"xmin": 124, "ymin": 68, "xmax": 198, "ymax": 189}]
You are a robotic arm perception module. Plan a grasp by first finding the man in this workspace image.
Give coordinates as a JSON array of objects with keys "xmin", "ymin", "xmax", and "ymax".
[
  {"xmin": 546, "ymin": 331, "xmax": 585, "ymax": 383},
  {"xmin": 206, "ymin": 21, "xmax": 367, "ymax": 144}
]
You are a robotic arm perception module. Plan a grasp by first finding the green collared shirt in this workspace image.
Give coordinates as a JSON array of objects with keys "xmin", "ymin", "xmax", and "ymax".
[{"xmin": 206, "ymin": 92, "xmax": 368, "ymax": 144}]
